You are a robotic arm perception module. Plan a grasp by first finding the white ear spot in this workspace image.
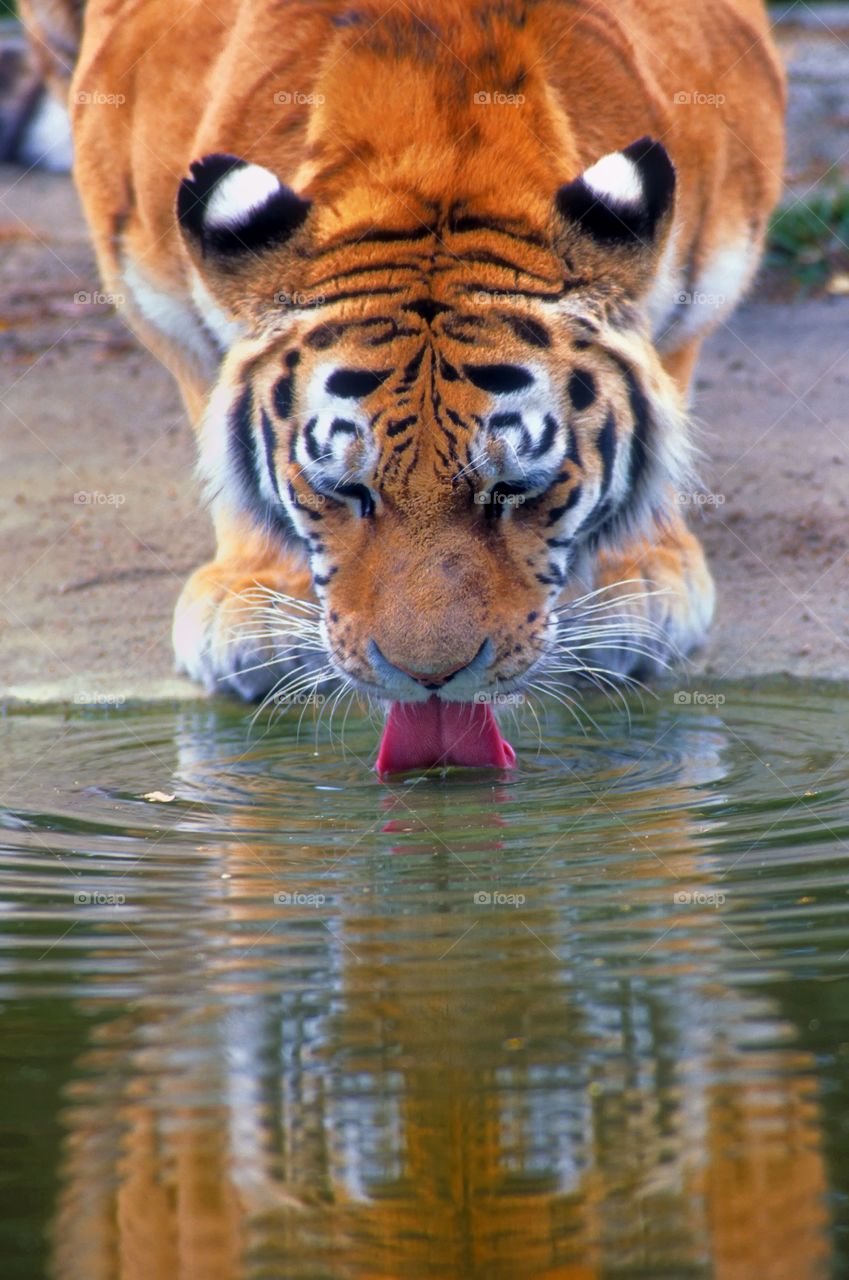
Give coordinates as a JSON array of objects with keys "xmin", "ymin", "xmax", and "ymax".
[
  {"xmin": 205, "ymin": 164, "xmax": 282, "ymax": 229},
  {"xmin": 583, "ymin": 152, "xmax": 644, "ymax": 208}
]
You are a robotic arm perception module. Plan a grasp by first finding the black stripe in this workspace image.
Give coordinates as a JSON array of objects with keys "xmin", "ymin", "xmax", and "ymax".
[
  {"xmin": 303, "ymin": 417, "xmax": 320, "ymax": 461},
  {"xmin": 309, "ymin": 259, "xmax": 421, "ymax": 289},
  {"xmin": 231, "ymin": 385, "xmax": 260, "ymax": 497},
  {"xmin": 330, "ymin": 418, "xmax": 358, "ymax": 437},
  {"xmin": 598, "ymin": 410, "xmax": 617, "ymax": 496},
  {"xmin": 386, "ymin": 414, "xmax": 417, "ymax": 437},
  {"xmin": 403, "ymin": 298, "xmax": 451, "ymax": 324},
  {"xmin": 446, "ymin": 251, "xmax": 556, "ymax": 286},
  {"xmin": 546, "ymin": 486, "xmax": 582, "ymax": 525},
  {"xmin": 533, "ymin": 414, "xmax": 559, "ymax": 459},
  {"xmin": 462, "ymin": 283, "xmax": 561, "ymax": 302},
  {"xmin": 259, "ymin": 408, "xmax": 281, "ymax": 500},
  {"xmin": 326, "ymin": 368, "xmax": 390, "ymax": 398},
  {"xmin": 307, "ymin": 285, "xmax": 407, "ymax": 306},
  {"xmin": 273, "ymin": 375, "xmax": 294, "ymax": 419},
  {"xmin": 604, "ymin": 351, "xmax": 653, "ymax": 495},
  {"xmin": 568, "ymin": 369, "xmax": 597, "ymax": 411},
  {"xmin": 230, "ymin": 387, "xmax": 297, "ymax": 542},
  {"xmin": 399, "ymin": 347, "xmax": 426, "ymax": 388},
  {"xmin": 447, "ymin": 214, "xmax": 549, "ymax": 249},
  {"xmin": 504, "ymin": 315, "xmax": 552, "ymax": 348},
  {"xmin": 625, "ymin": 368, "xmax": 651, "ymax": 492},
  {"xmin": 464, "ymin": 364, "xmax": 533, "ymax": 394},
  {"xmin": 309, "ymin": 225, "xmax": 435, "ymax": 258},
  {"xmin": 489, "ymin": 412, "xmax": 522, "ymax": 431}
]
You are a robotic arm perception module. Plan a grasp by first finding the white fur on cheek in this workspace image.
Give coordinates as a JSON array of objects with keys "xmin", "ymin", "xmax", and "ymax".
[
  {"xmin": 190, "ymin": 269, "xmax": 245, "ymax": 351},
  {"xmin": 205, "ymin": 164, "xmax": 282, "ymax": 229},
  {"xmin": 583, "ymin": 152, "xmax": 644, "ymax": 207},
  {"xmin": 123, "ymin": 259, "xmax": 218, "ymax": 373}
]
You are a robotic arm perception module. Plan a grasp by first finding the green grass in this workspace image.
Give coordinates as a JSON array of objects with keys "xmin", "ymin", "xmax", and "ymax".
[{"xmin": 767, "ymin": 187, "xmax": 849, "ymax": 291}]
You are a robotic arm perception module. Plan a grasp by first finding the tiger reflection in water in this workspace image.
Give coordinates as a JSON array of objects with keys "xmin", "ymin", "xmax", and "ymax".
[{"xmin": 50, "ymin": 717, "xmax": 830, "ymax": 1280}]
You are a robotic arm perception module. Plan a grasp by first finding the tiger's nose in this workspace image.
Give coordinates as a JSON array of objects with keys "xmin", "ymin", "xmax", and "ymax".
[
  {"xmin": 392, "ymin": 658, "xmax": 472, "ymax": 688},
  {"xmin": 369, "ymin": 640, "xmax": 491, "ymax": 690}
]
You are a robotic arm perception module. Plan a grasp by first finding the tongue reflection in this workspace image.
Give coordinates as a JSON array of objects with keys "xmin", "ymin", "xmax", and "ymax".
[{"xmin": 375, "ymin": 696, "xmax": 517, "ymax": 777}]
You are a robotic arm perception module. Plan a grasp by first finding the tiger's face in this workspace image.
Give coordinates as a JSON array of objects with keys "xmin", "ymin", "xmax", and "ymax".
[{"xmin": 179, "ymin": 141, "xmax": 687, "ymax": 705}]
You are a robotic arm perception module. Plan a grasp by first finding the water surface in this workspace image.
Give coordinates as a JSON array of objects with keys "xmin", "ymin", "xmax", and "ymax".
[{"xmin": 2, "ymin": 682, "xmax": 849, "ymax": 1278}]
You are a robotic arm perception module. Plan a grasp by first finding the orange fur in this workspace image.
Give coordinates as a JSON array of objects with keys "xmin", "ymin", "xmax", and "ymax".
[{"xmin": 25, "ymin": 0, "xmax": 784, "ymax": 699}]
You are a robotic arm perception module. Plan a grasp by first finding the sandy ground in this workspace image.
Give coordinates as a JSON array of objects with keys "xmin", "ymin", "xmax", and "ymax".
[{"xmin": 1, "ymin": 14, "xmax": 848, "ymax": 703}]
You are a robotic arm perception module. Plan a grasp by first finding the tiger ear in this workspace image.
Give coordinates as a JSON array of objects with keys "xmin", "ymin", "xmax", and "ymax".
[
  {"xmin": 555, "ymin": 137, "xmax": 676, "ymax": 291},
  {"xmin": 177, "ymin": 153, "xmax": 312, "ymax": 312}
]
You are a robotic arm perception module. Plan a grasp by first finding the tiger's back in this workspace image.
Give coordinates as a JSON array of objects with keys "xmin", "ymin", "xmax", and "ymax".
[{"xmin": 66, "ymin": 0, "xmax": 783, "ymax": 380}]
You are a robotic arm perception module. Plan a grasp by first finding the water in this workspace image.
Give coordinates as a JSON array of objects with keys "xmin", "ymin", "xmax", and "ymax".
[{"xmin": 2, "ymin": 682, "xmax": 849, "ymax": 1279}]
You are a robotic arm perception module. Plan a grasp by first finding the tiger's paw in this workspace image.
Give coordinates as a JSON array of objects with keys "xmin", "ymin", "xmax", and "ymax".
[
  {"xmin": 561, "ymin": 519, "xmax": 716, "ymax": 681},
  {"xmin": 172, "ymin": 555, "xmax": 323, "ymax": 702}
]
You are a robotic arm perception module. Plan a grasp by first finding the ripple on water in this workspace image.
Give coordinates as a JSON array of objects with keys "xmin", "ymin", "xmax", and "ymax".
[{"xmin": 1, "ymin": 683, "xmax": 848, "ymax": 1279}]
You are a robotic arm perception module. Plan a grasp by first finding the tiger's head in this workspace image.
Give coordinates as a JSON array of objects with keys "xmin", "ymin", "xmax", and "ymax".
[{"xmin": 177, "ymin": 140, "xmax": 689, "ymax": 762}]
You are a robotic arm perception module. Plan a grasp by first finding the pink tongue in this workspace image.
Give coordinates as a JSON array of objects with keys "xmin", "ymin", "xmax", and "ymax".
[{"xmin": 376, "ymin": 697, "xmax": 516, "ymax": 777}]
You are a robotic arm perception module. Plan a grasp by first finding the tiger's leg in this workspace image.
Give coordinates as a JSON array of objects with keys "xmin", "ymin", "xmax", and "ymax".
[
  {"xmin": 166, "ymin": 366, "xmax": 321, "ymax": 701},
  {"xmin": 582, "ymin": 513, "xmax": 716, "ymax": 677},
  {"xmin": 573, "ymin": 337, "xmax": 716, "ymax": 677},
  {"xmin": 172, "ymin": 505, "xmax": 321, "ymax": 701}
]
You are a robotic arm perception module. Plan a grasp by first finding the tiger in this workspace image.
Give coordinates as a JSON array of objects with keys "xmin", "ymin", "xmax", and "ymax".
[{"xmin": 21, "ymin": 0, "xmax": 785, "ymax": 773}]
